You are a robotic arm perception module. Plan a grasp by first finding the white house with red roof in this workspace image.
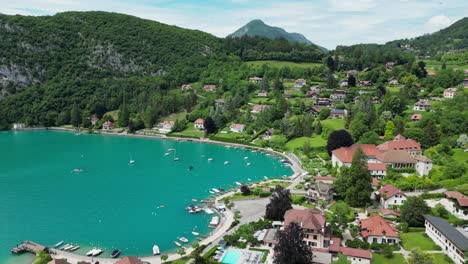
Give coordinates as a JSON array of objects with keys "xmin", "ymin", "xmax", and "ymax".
[
  {"xmin": 159, "ymin": 120, "xmax": 175, "ymax": 134},
  {"xmin": 249, "ymin": 76, "xmax": 262, "ymax": 83},
  {"xmin": 257, "ymin": 90, "xmax": 268, "ymax": 97},
  {"xmin": 203, "ymin": 84, "xmax": 216, "ymax": 92},
  {"xmin": 283, "ymin": 208, "xmax": 330, "ymax": 248},
  {"xmin": 331, "ymin": 144, "xmax": 381, "ymax": 167},
  {"xmin": 367, "ymin": 163, "xmax": 387, "ymax": 177},
  {"xmin": 359, "ymin": 215, "xmax": 400, "ymax": 244},
  {"xmin": 415, "ymin": 155, "xmax": 433, "ymax": 176},
  {"xmin": 377, "ymin": 134, "xmax": 422, "ymax": 156},
  {"xmin": 230, "ymin": 123, "xmax": 245, "ymax": 133},
  {"xmin": 194, "ymin": 118, "xmax": 204, "ymax": 130},
  {"xmin": 102, "ymin": 121, "xmax": 114, "ymax": 130},
  {"xmin": 251, "ymin": 104, "xmax": 270, "ymax": 113},
  {"xmin": 444, "ymin": 191, "xmax": 468, "ymax": 220},
  {"xmin": 328, "ymin": 237, "xmax": 372, "ymax": 264},
  {"xmin": 377, "ymin": 184, "xmax": 407, "ymax": 209}
]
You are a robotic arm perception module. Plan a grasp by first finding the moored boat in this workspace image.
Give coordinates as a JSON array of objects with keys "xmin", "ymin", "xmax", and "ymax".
[
  {"xmin": 129, "ymin": 159, "xmax": 135, "ymax": 164},
  {"xmin": 212, "ymin": 188, "xmax": 220, "ymax": 193},
  {"xmin": 192, "ymin": 231, "xmax": 200, "ymax": 236},
  {"xmin": 224, "ymin": 161, "xmax": 229, "ymax": 165},
  {"xmin": 54, "ymin": 241, "xmax": 64, "ymax": 248},
  {"xmin": 111, "ymin": 249, "xmax": 121, "ymax": 258},
  {"xmin": 60, "ymin": 244, "xmax": 70, "ymax": 250},
  {"xmin": 152, "ymin": 245, "xmax": 160, "ymax": 255},
  {"xmin": 92, "ymin": 248, "xmax": 103, "ymax": 256},
  {"xmin": 207, "ymin": 158, "xmax": 213, "ymax": 161},
  {"xmin": 86, "ymin": 248, "xmax": 95, "ymax": 256},
  {"xmin": 235, "ymin": 182, "xmax": 242, "ymax": 186},
  {"xmin": 69, "ymin": 246, "xmax": 80, "ymax": 251},
  {"xmin": 174, "ymin": 241, "xmax": 182, "ymax": 247},
  {"xmin": 209, "ymin": 216, "xmax": 219, "ymax": 228},
  {"xmin": 179, "ymin": 237, "xmax": 189, "ymax": 243},
  {"xmin": 64, "ymin": 245, "xmax": 74, "ymax": 250}
]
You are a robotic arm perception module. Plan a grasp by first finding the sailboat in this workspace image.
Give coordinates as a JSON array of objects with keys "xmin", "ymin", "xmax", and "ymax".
[
  {"xmin": 173, "ymin": 149, "xmax": 180, "ymax": 161},
  {"xmin": 129, "ymin": 154, "xmax": 135, "ymax": 164}
]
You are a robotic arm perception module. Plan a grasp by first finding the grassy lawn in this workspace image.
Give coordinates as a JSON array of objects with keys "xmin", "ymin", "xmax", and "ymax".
[
  {"xmin": 372, "ymin": 253, "xmax": 406, "ymax": 264},
  {"xmin": 400, "ymin": 232, "xmax": 439, "ymax": 251},
  {"xmin": 292, "ymin": 194, "xmax": 314, "ymax": 208},
  {"xmin": 166, "ymin": 257, "xmax": 191, "ymax": 264},
  {"xmin": 249, "ymin": 97, "xmax": 275, "ymax": 104},
  {"xmin": 321, "ymin": 119, "xmax": 345, "ymax": 131},
  {"xmin": 245, "ymin": 60, "xmax": 323, "ymax": 69},
  {"xmin": 453, "ymin": 148, "xmax": 468, "ymax": 163},
  {"xmin": 285, "ymin": 136, "xmax": 326, "ymax": 151},
  {"xmin": 431, "ymin": 254, "xmax": 454, "ymax": 264},
  {"xmin": 163, "ymin": 111, "xmax": 187, "ymax": 121},
  {"xmin": 169, "ymin": 123, "xmax": 204, "ymax": 138}
]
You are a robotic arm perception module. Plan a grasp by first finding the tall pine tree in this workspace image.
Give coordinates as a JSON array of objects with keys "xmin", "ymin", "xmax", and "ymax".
[
  {"xmin": 274, "ymin": 222, "xmax": 313, "ymax": 264},
  {"xmin": 345, "ymin": 147, "xmax": 373, "ymax": 207}
]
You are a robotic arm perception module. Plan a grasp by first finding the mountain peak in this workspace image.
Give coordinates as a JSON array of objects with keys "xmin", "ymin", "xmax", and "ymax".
[{"xmin": 228, "ymin": 19, "xmax": 327, "ymax": 51}]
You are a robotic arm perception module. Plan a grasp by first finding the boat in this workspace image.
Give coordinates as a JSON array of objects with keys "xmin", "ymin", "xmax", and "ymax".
[
  {"xmin": 173, "ymin": 149, "xmax": 180, "ymax": 161},
  {"xmin": 60, "ymin": 244, "xmax": 70, "ymax": 250},
  {"xmin": 64, "ymin": 245, "xmax": 74, "ymax": 250},
  {"xmin": 246, "ymin": 163, "xmax": 251, "ymax": 166},
  {"xmin": 244, "ymin": 157, "xmax": 248, "ymax": 159},
  {"xmin": 235, "ymin": 182, "xmax": 242, "ymax": 186},
  {"xmin": 73, "ymin": 168, "xmax": 83, "ymax": 172},
  {"xmin": 212, "ymin": 188, "xmax": 220, "ymax": 193},
  {"xmin": 209, "ymin": 191, "xmax": 215, "ymax": 194},
  {"xmin": 188, "ymin": 165, "xmax": 193, "ymax": 170},
  {"xmin": 86, "ymin": 248, "xmax": 95, "ymax": 256},
  {"xmin": 179, "ymin": 237, "xmax": 189, "ymax": 243},
  {"xmin": 69, "ymin": 246, "xmax": 80, "ymax": 251},
  {"xmin": 209, "ymin": 216, "xmax": 220, "ymax": 228},
  {"xmin": 53, "ymin": 241, "xmax": 64, "ymax": 248},
  {"xmin": 129, "ymin": 159, "xmax": 135, "ymax": 164},
  {"xmin": 92, "ymin": 248, "xmax": 103, "ymax": 256},
  {"xmin": 264, "ymin": 176, "xmax": 269, "ymax": 180},
  {"xmin": 111, "ymin": 249, "xmax": 121, "ymax": 258},
  {"xmin": 224, "ymin": 161, "xmax": 229, "ymax": 165},
  {"xmin": 192, "ymin": 231, "xmax": 200, "ymax": 236},
  {"xmin": 168, "ymin": 148, "xmax": 175, "ymax": 151},
  {"xmin": 192, "ymin": 198, "xmax": 198, "ymax": 202},
  {"xmin": 174, "ymin": 241, "xmax": 182, "ymax": 247},
  {"xmin": 174, "ymin": 157, "xmax": 180, "ymax": 161},
  {"xmin": 207, "ymin": 158, "xmax": 213, "ymax": 161},
  {"xmin": 152, "ymin": 245, "xmax": 160, "ymax": 255},
  {"xmin": 247, "ymin": 178, "xmax": 252, "ymax": 181},
  {"xmin": 164, "ymin": 152, "xmax": 170, "ymax": 156}
]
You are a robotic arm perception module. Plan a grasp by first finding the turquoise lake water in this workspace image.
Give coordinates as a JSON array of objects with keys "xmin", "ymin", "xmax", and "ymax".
[{"xmin": 0, "ymin": 131, "xmax": 292, "ymax": 263}]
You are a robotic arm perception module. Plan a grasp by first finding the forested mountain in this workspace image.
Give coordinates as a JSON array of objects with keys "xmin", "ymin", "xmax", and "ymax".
[
  {"xmin": 228, "ymin": 19, "xmax": 326, "ymax": 51},
  {"xmin": 387, "ymin": 17, "xmax": 468, "ymax": 55}
]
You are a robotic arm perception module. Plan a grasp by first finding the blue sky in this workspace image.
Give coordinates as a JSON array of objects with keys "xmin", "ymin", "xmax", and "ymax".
[{"xmin": 0, "ymin": 0, "xmax": 466, "ymax": 49}]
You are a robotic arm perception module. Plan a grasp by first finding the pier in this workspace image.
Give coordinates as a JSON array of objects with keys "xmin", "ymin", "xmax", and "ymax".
[{"xmin": 11, "ymin": 241, "xmax": 47, "ymax": 255}]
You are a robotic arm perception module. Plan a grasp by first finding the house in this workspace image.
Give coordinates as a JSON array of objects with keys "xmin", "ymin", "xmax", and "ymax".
[
  {"xmin": 283, "ymin": 208, "xmax": 331, "ymax": 248},
  {"xmin": 347, "ymin": 70, "xmax": 359, "ymax": 78},
  {"xmin": 385, "ymin": 62, "xmax": 395, "ymax": 69},
  {"xmin": 159, "ymin": 120, "xmax": 175, "ymax": 134},
  {"xmin": 330, "ymin": 91, "xmax": 346, "ymax": 101},
  {"xmin": 48, "ymin": 259, "xmax": 71, "ymax": 264},
  {"xmin": 372, "ymin": 178, "xmax": 379, "ymax": 189},
  {"xmin": 359, "ymin": 215, "xmax": 400, "ymax": 244},
  {"xmin": 315, "ymin": 98, "xmax": 332, "ymax": 106},
  {"xmin": 262, "ymin": 228, "xmax": 279, "ymax": 247},
  {"xmin": 388, "ymin": 77, "xmax": 399, "ymax": 85},
  {"xmin": 258, "ymin": 90, "xmax": 268, "ymax": 97},
  {"xmin": 294, "ymin": 78, "xmax": 307, "ymax": 88},
  {"xmin": 12, "ymin": 123, "xmax": 25, "ymax": 130},
  {"xmin": 181, "ymin": 84, "xmax": 192, "ymax": 91},
  {"xmin": 203, "ymin": 84, "xmax": 216, "ymax": 92},
  {"xmin": 308, "ymin": 182, "xmax": 334, "ymax": 204},
  {"xmin": 377, "ymin": 135, "xmax": 422, "ymax": 156},
  {"xmin": 230, "ymin": 123, "xmax": 245, "ymax": 133},
  {"xmin": 415, "ymin": 155, "xmax": 433, "ymax": 176},
  {"xmin": 376, "ymin": 184, "xmax": 407, "ymax": 209},
  {"xmin": 215, "ymin": 99, "xmax": 225, "ymax": 107},
  {"xmin": 443, "ymin": 88, "xmax": 458, "ymax": 99},
  {"xmin": 427, "ymin": 71, "xmax": 436, "ymax": 78},
  {"xmin": 90, "ymin": 115, "xmax": 98, "ymax": 126},
  {"xmin": 251, "ymin": 104, "xmax": 270, "ymax": 113},
  {"xmin": 115, "ymin": 256, "xmax": 144, "ymax": 264},
  {"xmin": 411, "ymin": 114, "xmax": 422, "ymax": 122},
  {"xmin": 368, "ymin": 163, "xmax": 387, "ymax": 178},
  {"xmin": 314, "ymin": 176, "xmax": 337, "ymax": 184},
  {"xmin": 249, "ymin": 76, "xmax": 262, "ymax": 83},
  {"xmin": 379, "ymin": 208, "xmax": 401, "ymax": 219},
  {"xmin": 306, "ymin": 106, "xmax": 321, "ymax": 115},
  {"xmin": 358, "ymin": 80, "xmax": 373, "ymax": 87},
  {"xmin": 194, "ymin": 118, "xmax": 205, "ymax": 130},
  {"xmin": 331, "ymin": 144, "xmax": 382, "ymax": 168},
  {"xmin": 464, "ymin": 78, "xmax": 468, "ymax": 88},
  {"xmin": 339, "ymin": 80, "xmax": 348, "ymax": 88},
  {"xmin": 330, "ymin": 108, "xmax": 347, "ymax": 118},
  {"xmin": 423, "ymin": 215, "xmax": 468, "ymax": 264},
  {"xmin": 310, "ymin": 85, "xmax": 321, "ymax": 93},
  {"xmin": 339, "ymin": 247, "xmax": 372, "ymax": 264},
  {"xmin": 102, "ymin": 121, "xmax": 114, "ymax": 130},
  {"xmin": 306, "ymin": 91, "xmax": 319, "ymax": 98},
  {"xmin": 376, "ymin": 150, "xmax": 416, "ymax": 169},
  {"xmin": 262, "ymin": 128, "xmax": 273, "ymax": 140},
  {"xmin": 413, "ymin": 99, "xmax": 432, "ymax": 111},
  {"xmin": 444, "ymin": 191, "xmax": 468, "ymax": 220}
]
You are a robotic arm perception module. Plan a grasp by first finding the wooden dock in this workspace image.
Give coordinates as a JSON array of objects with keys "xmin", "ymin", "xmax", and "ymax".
[{"xmin": 11, "ymin": 241, "xmax": 47, "ymax": 255}]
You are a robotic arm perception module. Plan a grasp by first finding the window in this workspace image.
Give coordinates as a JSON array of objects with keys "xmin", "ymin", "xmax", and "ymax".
[{"xmin": 313, "ymin": 235, "xmax": 317, "ymax": 240}]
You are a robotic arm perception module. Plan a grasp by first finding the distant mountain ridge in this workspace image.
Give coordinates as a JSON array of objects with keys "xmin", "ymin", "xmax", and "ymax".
[{"xmin": 228, "ymin": 19, "xmax": 327, "ymax": 51}]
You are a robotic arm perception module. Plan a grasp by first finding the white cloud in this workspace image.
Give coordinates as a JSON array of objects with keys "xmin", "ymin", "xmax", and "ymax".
[{"xmin": 426, "ymin": 14, "xmax": 452, "ymax": 30}]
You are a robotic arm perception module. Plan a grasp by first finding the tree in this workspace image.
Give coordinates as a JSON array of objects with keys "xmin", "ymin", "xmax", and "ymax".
[
  {"xmin": 332, "ymin": 254, "xmax": 351, "ymax": 264},
  {"xmin": 33, "ymin": 251, "xmax": 52, "ymax": 264},
  {"xmin": 347, "ymin": 75, "xmax": 356, "ymax": 87},
  {"xmin": 204, "ymin": 116, "xmax": 216, "ymax": 134},
  {"xmin": 441, "ymin": 62, "xmax": 446, "ymax": 70},
  {"xmin": 400, "ymin": 197, "xmax": 430, "ymax": 227},
  {"xmin": 314, "ymin": 120, "xmax": 322, "ymax": 135},
  {"xmin": 274, "ymin": 222, "xmax": 313, "ymax": 264},
  {"xmin": 240, "ymin": 185, "xmax": 251, "ymax": 195},
  {"xmin": 349, "ymin": 112, "xmax": 369, "ymax": 141},
  {"xmin": 345, "ymin": 147, "xmax": 373, "ymax": 207},
  {"xmin": 326, "ymin": 56, "xmax": 336, "ymax": 72},
  {"xmin": 332, "ymin": 201, "xmax": 352, "ymax": 227},
  {"xmin": 408, "ymin": 249, "xmax": 433, "ymax": 264},
  {"xmin": 161, "ymin": 254, "xmax": 168, "ymax": 263},
  {"xmin": 265, "ymin": 185, "xmax": 292, "ymax": 221},
  {"xmin": 358, "ymin": 131, "xmax": 379, "ymax": 144},
  {"xmin": 384, "ymin": 120, "xmax": 395, "ymax": 140},
  {"xmin": 70, "ymin": 103, "xmax": 82, "ymax": 128},
  {"xmin": 326, "ymin": 129, "xmax": 354, "ymax": 155},
  {"xmin": 422, "ymin": 119, "xmax": 439, "ymax": 148},
  {"xmin": 57, "ymin": 110, "xmax": 71, "ymax": 126},
  {"xmin": 177, "ymin": 248, "xmax": 186, "ymax": 257},
  {"xmin": 118, "ymin": 97, "xmax": 129, "ymax": 128},
  {"xmin": 318, "ymin": 108, "xmax": 331, "ymax": 120}
]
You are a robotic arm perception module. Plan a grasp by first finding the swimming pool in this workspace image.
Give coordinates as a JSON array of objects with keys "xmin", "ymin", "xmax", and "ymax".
[{"xmin": 221, "ymin": 249, "xmax": 242, "ymax": 264}]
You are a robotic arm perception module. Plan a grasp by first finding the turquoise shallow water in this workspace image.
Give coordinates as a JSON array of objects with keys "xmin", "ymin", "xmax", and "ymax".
[{"xmin": 0, "ymin": 131, "xmax": 291, "ymax": 263}]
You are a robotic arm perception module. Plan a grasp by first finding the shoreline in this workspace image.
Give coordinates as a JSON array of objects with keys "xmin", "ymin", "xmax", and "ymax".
[{"xmin": 9, "ymin": 127, "xmax": 307, "ymax": 263}]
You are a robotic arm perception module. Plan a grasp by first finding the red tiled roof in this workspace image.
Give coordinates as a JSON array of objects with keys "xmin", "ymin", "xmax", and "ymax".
[
  {"xmin": 372, "ymin": 178, "xmax": 379, "ymax": 187},
  {"xmin": 312, "ymin": 247, "xmax": 329, "ymax": 253},
  {"xmin": 378, "ymin": 184, "xmax": 404, "ymax": 200},
  {"xmin": 359, "ymin": 215, "xmax": 399, "ymax": 238},
  {"xmin": 194, "ymin": 118, "xmax": 204, "ymax": 124},
  {"xmin": 411, "ymin": 114, "xmax": 422, "ymax": 120},
  {"xmin": 115, "ymin": 257, "xmax": 143, "ymax": 264},
  {"xmin": 414, "ymin": 155, "xmax": 432, "ymax": 162},
  {"xmin": 377, "ymin": 150, "xmax": 416, "ymax": 164},
  {"xmin": 329, "ymin": 237, "xmax": 341, "ymax": 253},
  {"xmin": 332, "ymin": 144, "xmax": 382, "ymax": 164},
  {"xmin": 252, "ymin": 104, "xmax": 270, "ymax": 112},
  {"xmin": 380, "ymin": 208, "xmax": 401, "ymax": 217},
  {"xmin": 368, "ymin": 163, "xmax": 387, "ymax": 171},
  {"xmin": 314, "ymin": 176, "xmax": 337, "ymax": 182},
  {"xmin": 340, "ymin": 247, "xmax": 372, "ymax": 259},
  {"xmin": 284, "ymin": 208, "xmax": 326, "ymax": 231},
  {"xmin": 377, "ymin": 136, "xmax": 421, "ymax": 152},
  {"xmin": 230, "ymin": 123, "xmax": 245, "ymax": 130},
  {"xmin": 48, "ymin": 260, "xmax": 71, "ymax": 264},
  {"xmin": 445, "ymin": 191, "xmax": 468, "ymax": 207}
]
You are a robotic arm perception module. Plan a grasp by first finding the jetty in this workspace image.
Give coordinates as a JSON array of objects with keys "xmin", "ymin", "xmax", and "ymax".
[{"xmin": 11, "ymin": 241, "xmax": 47, "ymax": 255}]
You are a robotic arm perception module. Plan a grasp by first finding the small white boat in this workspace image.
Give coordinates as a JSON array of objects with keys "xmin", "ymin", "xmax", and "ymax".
[
  {"xmin": 73, "ymin": 168, "xmax": 83, "ymax": 173},
  {"xmin": 235, "ymin": 182, "xmax": 242, "ymax": 186},
  {"xmin": 208, "ymin": 158, "xmax": 213, "ymax": 161},
  {"xmin": 129, "ymin": 160, "xmax": 136, "ymax": 164},
  {"xmin": 168, "ymin": 148, "xmax": 175, "ymax": 151},
  {"xmin": 224, "ymin": 161, "xmax": 229, "ymax": 165},
  {"xmin": 54, "ymin": 241, "xmax": 64, "ymax": 248},
  {"xmin": 209, "ymin": 216, "xmax": 220, "ymax": 227},
  {"xmin": 192, "ymin": 198, "xmax": 198, "ymax": 202},
  {"xmin": 153, "ymin": 245, "xmax": 160, "ymax": 255},
  {"xmin": 209, "ymin": 191, "xmax": 215, "ymax": 194},
  {"xmin": 179, "ymin": 237, "xmax": 189, "ymax": 243},
  {"xmin": 264, "ymin": 176, "xmax": 269, "ymax": 180},
  {"xmin": 60, "ymin": 244, "xmax": 70, "ymax": 250},
  {"xmin": 164, "ymin": 152, "xmax": 170, "ymax": 156},
  {"xmin": 174, "ymin": 241, "xmax": 182, "ymax": 247},
  {"xmin": 192, "ymin": 231, "xmax": 200, "ymax": 236},
  {"xmin": 69, "ymin": 246, "xmax": 80, "ymax": 251},
  {"xmin": 92, "ymin": 248, "xmax": 103, "ymax": 256},
  {"xmin": 247, "ymin": 178, "xmax": 252, "ymax": 181},
  {"xmin": 64, "ymin": 245, "xmax": 74, "ymax": 250},
  {"xmin": 212, "ymin": 188, "xmax": 220, "ymax": 193},
  {"xmin": 244, "ymin": 157, "xmax": 249, "ymax": 159},
  {"xmin": 86, "ymin": 248, "xmax": 95, "ymax": 256},
  {"xmin": 246, "ymin": 163, "xmax": 251, "ymax": 166},
  {"xmin": 174, "ymin": 157, "xmax": 180, "ymax": 161}
]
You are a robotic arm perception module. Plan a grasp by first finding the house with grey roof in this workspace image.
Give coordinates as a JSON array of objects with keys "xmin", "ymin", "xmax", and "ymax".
[{"xmin": 423, "ymin": 215, "xmax": 468, "ymax": 264}]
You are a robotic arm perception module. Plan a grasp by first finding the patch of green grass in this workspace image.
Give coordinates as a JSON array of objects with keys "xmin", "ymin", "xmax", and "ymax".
[
  {"xmin": 249, "ymin": 97, "xmax": 275, "ymax": 104},
  {"xmin": 285, "ymin": 136, "xmax": 326, "ymax": 151},
  {"xmin": 169, "ymin": 123, "xmax": 204, "ymax": 138},
  {"xmin": 372, "ymin": 253, "xmax": 406, "ymax": 264},
  {"xmin": 245, "ymin": 60, "xmax": 323, "ymax": 69},
  {"xmin": 291, "ymin": 194, "xmax": 314, "ymax": 208},
  {"xmin": 453, "ymin": 148, "xmax": 468, "ymax": 163},
  {"xmin": 163, "ymin": 112, "xmax": 187, "ymax": 122},
  {"xmin": 400, "ymin": 232, "xmax": 439, "ymax": 251},
  {"xmin": 430, "ymin": 254, "xmax": 454, "ymax": 264},
  {"xmin": 321, "ymin": 119, "xmax": 345, "ymax": 131},
  {"xmin": 166, "ymin": 256, "xmax": 191, "ymax": 264}
]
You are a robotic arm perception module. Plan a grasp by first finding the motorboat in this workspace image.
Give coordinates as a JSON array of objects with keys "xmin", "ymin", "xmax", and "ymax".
[
  {"xmin": 247, "ymin": 178, "xmax": 252, "ymax": 181},
  {"xmin": 164, "ymin": 152, "xmax": 170, "ymax": 156},
  {"xmin": 212, "ymin": 188, "xmax": 220, "ymax": 193},
  {"xmin": 92, "ymin": 248, "xmax": 103, "ymax": 256},
  {"xmin": 209, "ymin": 191, "xmax": 215, "ymax": 194},
  {"xmin": 111, "ymin": 249, "xmax": 121, "ymax": 258},
  {"xmin": 60, "ymin": 244, "xmax": 70, "ymax": 250},
  {"xmin": 224, "ymin": 161, "xmax": 229, "ymax": 165},
  {"xmin": 86, "ymin": 248, "xmax": 96, "ymax": 256},
  {"xmin": 174, "ymin": 157, "xmax": 180, "ymax": 161},
  {"xmin": 152, "ymin": 245, "xmax": 160, "ymax": 255},
  {"xmin": 73, "ymin": 168, "xmax": 83, "ymax": 172},
  {"xmin": 192, "ymin": 198, "xmax": 198, "ymax": 202},
  {"xmin": 246, "ymin": 163, "xmax": 251, "ymax": 166},
  {"xmin": 244, "ymin": 157, "xmax": 248, "ymax": 159},
  {"xmin": 207, "ymin": 158, "xmax": 213, "ymax": 161},
  {"xmin": 53, "ymin": 241, "xmax": 64, "ymax": 248},
  {"xmin": 264, "ymin": 176, "xmax": 269, "ymax": 180},
  {"xmin": 69, "ymin": 246, "xmax": 80, "ymax": 251},
  {"xmin": 63, "ymin": 245, "xmax": 74, "ymax": 250},
  {"xmin": 174, "ymin": 241, "xmax": 182, "ymax": 247},
  {"xmin": 192, "ymin": 231, "xmax": 200, "ymax": 236},
  {"xmin": 129, "ymin": 160, "xmax": 136, "ymax": 164},
  {"xmin": 235, "ymin": 182, "xmax": 242, "ymax": 186},
  {"xmin": 179, "ymin": 237, "xmax": 189, "ymax": 243},
  {"xmin": 168, "ymin": 148, "xmax": 175, "ymax": 151}
]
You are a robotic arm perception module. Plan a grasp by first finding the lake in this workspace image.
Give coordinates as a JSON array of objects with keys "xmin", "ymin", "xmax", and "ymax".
[{"xmin": 0, "ymin": 130, "xmax": 292, "ymax": 263}]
